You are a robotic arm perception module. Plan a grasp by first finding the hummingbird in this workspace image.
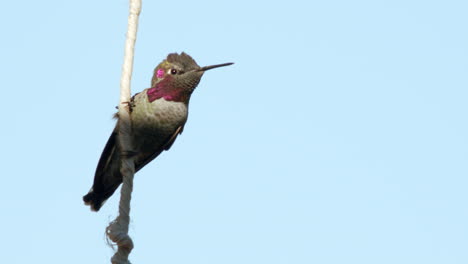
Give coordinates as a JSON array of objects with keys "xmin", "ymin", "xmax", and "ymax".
[{"xmin": 83, "ymin": 52, "xmax": 233, "ymax": 211}]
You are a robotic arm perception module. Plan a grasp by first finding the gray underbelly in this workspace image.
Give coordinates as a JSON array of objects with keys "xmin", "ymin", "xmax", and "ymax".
[{"xmin": 130, "ymin": 96, "xmax": 188, "ymax": 151}]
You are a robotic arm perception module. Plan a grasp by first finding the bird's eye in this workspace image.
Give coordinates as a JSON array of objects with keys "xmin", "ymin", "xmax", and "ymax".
[{"xmin": 170, "ymin": 69, "xmax": 177, "ymax": 75}]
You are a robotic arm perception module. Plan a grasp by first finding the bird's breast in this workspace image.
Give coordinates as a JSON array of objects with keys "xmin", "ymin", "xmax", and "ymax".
[
  {"xmin": 132, "ymin": 95, "xmax": 187, "ymax": 129},
  {"xmin": 130, "ymin": 93, "xmax": 188, "ymax": 148}
]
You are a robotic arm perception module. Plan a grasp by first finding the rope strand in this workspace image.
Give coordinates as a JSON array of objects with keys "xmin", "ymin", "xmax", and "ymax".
[{"xmin": 106, "ymin": 1, "xmax": 142, "ymax": 263}]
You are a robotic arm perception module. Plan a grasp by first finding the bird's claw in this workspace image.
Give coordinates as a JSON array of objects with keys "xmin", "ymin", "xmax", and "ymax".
[{"xmin": 115, "ymin": 101, "xmax": 135, "ymax": 112}]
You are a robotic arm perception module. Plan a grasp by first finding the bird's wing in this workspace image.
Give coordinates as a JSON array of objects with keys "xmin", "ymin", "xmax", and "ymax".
[
  {"xmin": 83, "ymin": 126, "xmax": 121, "ymax": 211},
  {"xmin": 135, "ymin": 125, "xmax": 184, "ymax": 172},
  {"xmin": 94, "ymin": 127, "xmax": 118, "ymax": 178},
  {"xmin": 84, "ymin": 123, "xmax": 184, "ymax": 211}
]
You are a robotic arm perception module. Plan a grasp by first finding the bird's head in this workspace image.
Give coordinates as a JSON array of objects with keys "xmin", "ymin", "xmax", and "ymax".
[{"xmin": 147, "ymin": 52, "xmax": 233, "ymax": 103}]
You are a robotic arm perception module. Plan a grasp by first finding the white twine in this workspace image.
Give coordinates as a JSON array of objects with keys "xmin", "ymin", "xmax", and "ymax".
[{"xmin": 106, "ymin": 0, "xmax": 142, "ymax": 263}]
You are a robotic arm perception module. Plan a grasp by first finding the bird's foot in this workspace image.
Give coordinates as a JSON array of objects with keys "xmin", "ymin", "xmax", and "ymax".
[{"xmin": 115, "ymin": 100, "xmax": 135, "ymax": 112}]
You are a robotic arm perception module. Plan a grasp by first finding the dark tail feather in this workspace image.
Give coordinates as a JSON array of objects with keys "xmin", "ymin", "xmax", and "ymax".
[
  {"xmin": 83, "ymin": 172, "xmax": 122, "ymax": 212},
  {"xmin": 83, "ymin": 191, "xmax": 106, "ymax": 212},
  {"xmin": 84, "ymin": 128, "xmax": 122, "ymax": 212},
  {"xmin": 83, "ymin": 181, "xmax": 121, "ymax": 211}
]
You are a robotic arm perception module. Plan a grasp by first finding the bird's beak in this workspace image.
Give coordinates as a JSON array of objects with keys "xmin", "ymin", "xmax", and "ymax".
[{"xmin": 196, "ymin": 62, "xmax": 234, "ymax": 72}]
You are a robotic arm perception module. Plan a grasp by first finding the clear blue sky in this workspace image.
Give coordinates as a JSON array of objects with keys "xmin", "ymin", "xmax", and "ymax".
[{"xmin": 1, "ymin": 0, "xmax": 467, "ymax": 263}]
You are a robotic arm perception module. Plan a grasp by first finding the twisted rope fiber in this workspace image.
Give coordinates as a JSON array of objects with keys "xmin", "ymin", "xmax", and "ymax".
[{"xmin": 106, "ymin": 0, "xmax": 142, "ymax": 263}]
